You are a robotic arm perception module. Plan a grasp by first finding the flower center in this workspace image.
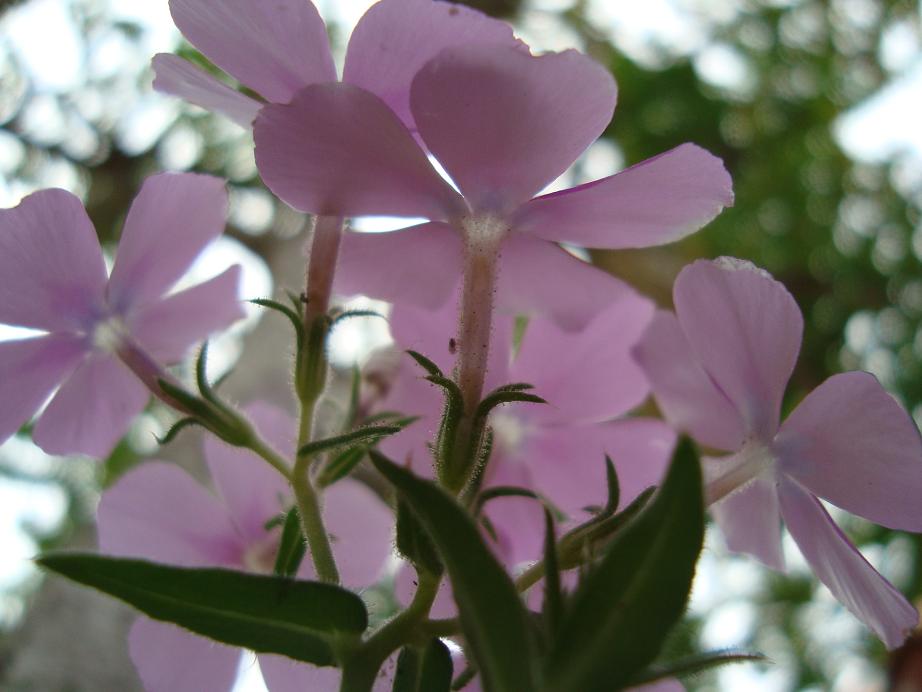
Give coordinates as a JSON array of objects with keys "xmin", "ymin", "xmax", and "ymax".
[
  {"xmin": 704, "ymin": 439, "xmax": 777, "ymax": 506},
  {"xmin": 91, "ymin": 316, "xmax": 129, "ymax": 354},
  {"xmin": 460, "ymin": 213, "xmax": 509, "ymax": 250},
  {"xmin": 241, "ymin": 535, "xmax": 280, "ymax": 574}
]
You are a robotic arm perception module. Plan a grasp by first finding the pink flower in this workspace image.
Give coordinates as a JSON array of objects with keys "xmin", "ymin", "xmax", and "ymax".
[
  {"xmin": 254, "ymin": 41, "xmax": 733, "ymax": 329},
  {"xmin": 154, "ymin": 0, "xmax": 521, "ymax": 129},
  {"xmin": 0, "ymin": 173, "xmax": 243, "ymax": 458},
  {"xmin": 633, "ymin": 257, "xmax": 922, "ymax": 648},
  {"xmin": 381, "ymin": 291, "xmax": 676, "ymax": 567},
  {"xmin": 97, "ymin": 402, "xmax": 396, "ymax": 692}
]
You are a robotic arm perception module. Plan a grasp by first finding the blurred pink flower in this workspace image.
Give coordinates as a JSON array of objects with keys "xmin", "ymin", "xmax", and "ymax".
[
  {"xmin": 254, "ymin": 41, "xmax": 733, "ymax": 329},
  {"xmin": 0, "ymin": 173, "xmax": 242, "ymax": 458},
  {"xmin": 97, "ymin": 401, "xmax": 396, "ymax": 692},
  {"xmin": 381, "ymin": 290, "xmax": 675, "ymax": 567},
  {"xmin": 634, "ymin": 257, "xmax": 922, "ymax": 648},
  {"xmin": 154, "ymin": 0, "xmax": 521, "ymax": 129}
]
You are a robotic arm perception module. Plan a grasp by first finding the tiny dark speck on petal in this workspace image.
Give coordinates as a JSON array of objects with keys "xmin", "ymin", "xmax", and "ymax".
[{"xmin": 448, "ymin": 7, "xmax": 459, "ymax": 15}]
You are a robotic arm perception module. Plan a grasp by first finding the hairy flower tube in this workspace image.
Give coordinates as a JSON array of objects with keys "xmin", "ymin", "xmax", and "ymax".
[
  {"xmin": 380, "ymin": 291, "xmax": 675, "ymax": 566},
  {"xmin": 97, "ymin": 402, "xmax": 395, "ymax": 691},
  {"xmin": 634, "ymin": 257, "xmax": 922, "ymax": 648},
  {"xmin": 0, "ymin": 172, "xmax": 243, "ymax": 457}
]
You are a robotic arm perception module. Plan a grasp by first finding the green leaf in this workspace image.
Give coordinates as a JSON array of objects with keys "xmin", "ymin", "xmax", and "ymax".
[
  {"xmin": 392, "ymin": 639, "xmax": 454, "ymax": 692},
  {"xmin": 38, "ymin": 553, "xmax": 368, "ymax": 665},
  {"xmin": 370, "ymin": 451, "xmax": 539, "ymax": 692},
  {"xmin": 297, "ymin": 425, "xmax": 402, "ymax": 459},
  {"xmin": 318, "ymin": 447, "xmax": 367, "ymax": 487},
  {"xmin": 602, "ymin": 454, "xmax": 620, "ymax": 517},
  {"xmin": 406, "ymin": 350, "xmax": 443, "ymax": 377},
  {"xmin": 545, "ymin": 438, "xmax": 704, "ymax": 691},
  {"xmin": 396, "ymin": 498, "xmax": 443, "ymax": 577},
  {"xmin": 331, "ymin": 309, "xmax": 386, "ymax": 328},
  {"xmin": 628, "ymin": 649, "xmax": 765, "ymax": 685},
  {"xmin": 474, "ymin": 390, "xmax": 545, "ymax": 421},
  {"xmin": 272, "ymin": 508, "xmax": 307, "ymax": 578},
  {"xmin": 541, "ymin": 509, "xmax": 563, "ymax": 636}
]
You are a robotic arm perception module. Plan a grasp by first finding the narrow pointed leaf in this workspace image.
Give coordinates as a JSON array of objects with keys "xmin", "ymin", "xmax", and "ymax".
[
  {"xmin": 155, "ymin": 417, "xmax": 202, "ymax": 445},
  {"xmin": 475, "ymin": 391, "xmax": 546, "ymax": 421},
  {"xmin": 273, "ymin": 508, "xmax": 307, "ymax": 578},
  {"xmin": 318, "ymin": 447, "xmax": 367, "ymax": 487},
  {"xmin": 37, "ymin": 553, "xmax": 368, "ymax": 665},
  {"xmin": 297, "ymin": 425, "xmax": 402, "ymax": 458},
  {"xmin": 628, "ymin": 650, "xmax": 765, "ymax": 685},
  {"xmin": 541, "ymin": 509, "xmax": 563, "ymax": 636},
  {"xmin": 331, "ymin": 309, "xmax": 385, "ymax": 328},
  {"xmin": 396, "ymin": 498, "xmax": 443, "ymax": 577},
  {"xmin": 545, "ymin": 438, "xmax": 704, "ymax": 691},
  {"xmin": 602, "ymin": 455, "xmax": 620, "ymax": 516},
  {"xmin": 370, "ymin": 451, "xmax": 539, "ymax": 692},
  {"xmin": 249, "ymin": 297, "xmax": 304, "ymax": 348}
]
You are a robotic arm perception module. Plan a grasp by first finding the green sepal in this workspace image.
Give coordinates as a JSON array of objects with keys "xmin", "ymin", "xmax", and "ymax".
[
  {"xmin": 330, "ymin": 309, "xmax": 386, "ymax": 329},
  {"xmin": 156, "ymin": 378, "xmax": 253, "ymax": 447},
  {"xmin": 369, "ymin": 450, "xmax": 539, "ymax": 692},
  {"xmin": 474, "ymin": 390, "xmax": 545, "ymax": 422},
  {"xmin": 249, "ymin": 297, "xmax": 304, "ymax": 350},
  {"xmin": 406, "ymin": 349, "xmax": 444, "ymax": 377},
  {"xmin": 194, "ymin": 341, "xmax": 220, "ymax": 405},
  {"xmin": 297, "ymin": 425, "xmax": 402, "ymax": 459},
  {"xmin": 602, "ymin": 454, "xmax": 620, "ymax": 517},
  {"xmin": 37, "ymin": 553, "xmax": 368, "ymax": 665},
  {"xmin": 272, "ymin": 508, "xmax": 307, "ymax": 578},
  {"xmin": 154, "ymin": 417, "xmax": 202, "ymax": 446},
  {"xmin": 396, "ymin": 498, "xmax": 443, "ymax": 577},
  {"xmin": 627, "ymin": 649, "xmax": 766, "ymax": 686},
  {"xmin": 544, "ymin": 438, "xmax": 704, "ymax": 692},
  {"xmin": 392, "ymin": 639, "xmax": 453, "ymax": 692}
]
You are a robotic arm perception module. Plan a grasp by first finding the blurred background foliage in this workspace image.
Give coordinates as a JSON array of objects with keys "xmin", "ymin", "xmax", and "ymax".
[{"xmin": 0, "ymin": 0, "xmax": 921, "ymax": 690}]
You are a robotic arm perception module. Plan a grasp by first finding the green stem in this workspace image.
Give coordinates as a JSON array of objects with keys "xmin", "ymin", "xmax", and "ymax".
[
  {"xmin": 340, "ymin": 572, "xmax": 441, "ymax": 691},
  {"xmin": 245, "ymin": 433, "xmax": 292, "ymax": 481}
]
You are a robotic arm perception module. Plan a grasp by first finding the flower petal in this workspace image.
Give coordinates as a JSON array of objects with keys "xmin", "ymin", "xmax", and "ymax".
[
  {"xmin": 107, "ymin": 173, "xmax": 228, "ymax": 308},
  {"xmin": 673, "ymin": 258, "xmax": 802, "ymax": 441},
  {"xmin": 97, "ymin": 461, "xmax": 241, "ymax": 566},
  {"xmin": 128, "ymin": 617, "xmax": 240, "ymax": 692},
  {"xmin": 513, "ymin": 143, "xmax": 733, "ymax": 249},
  {"xmin": 130, "ymin": 265, "xmax": 244, "ymax": 363},
  {"xmin": 203, "ymin": 401, "xmax": 293, "ymax": 544},
  {"xmin": 32, "ymin": 353, "xmax": 148, "ymax": 458},
  {"xmin": 151, "ymin": 53, "xmax": 262, "ymax": 127},
  {"xmin": 411, "ymin": 43, "xmax": 616, "ymax": 211},
  {"xmin": 510, "ymin": 294, "xmax": 653, "ymax": 425},
  {"xmin": 497, "ymin": 233, "xmax": 638, "ymax": 331},
  {"xmin": 168, "ymin": 0, "xmax": 335, "ymax": 102},
  {"xmin": 633, "ymin": 310, "xmax": 745, "ymax": 451},
  {"xmin": 343, "ymin": 0, "xmax": 521, "ymax": 132},
  {"xmin": 775, "ymin": 371, "xmax": 922, "ymax": 531},
  {"xmin": 778, "ymin": 477, "xmax": 918, "ymax": 649},
  {"xmin": 322, "ymin": 480, "xmax": 394, "ymax": 589},
  {"xmin": 254, "ymin": 83, "xmax": 464, "ymax": 219},
  {"xmin": 708, "ymin": 469, "xmax": 784, "ymax": 571},
  {"xmin": 0, "ymin": 189, "xmax": 106, "ymax": 331},
  {"xmin": 334, "ymin": 223, "xmax": 462, "ymax": 310},
  {"xmin": 0, "ymin": 334, "xmax": 84, "ymax": 446}
]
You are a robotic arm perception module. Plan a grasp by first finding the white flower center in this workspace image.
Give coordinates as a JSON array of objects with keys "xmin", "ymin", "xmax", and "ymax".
[
  {"xmin": 91, "ymin": 316, "xmax": 129, "ymax": 354},
  {"xmin": 460, "ymin": 213, "xmax": 509, "ymax": 250},
  {"xmin": 241, "ymin": 535, "xmax": 279, "ymax": 574},
  {"xmin": 705, "ymin": 439, "xmax": 777, "ymax": 505},
  {"xmin": 491, "ymin": 411, "xmax": 528, "ymax": 460}
]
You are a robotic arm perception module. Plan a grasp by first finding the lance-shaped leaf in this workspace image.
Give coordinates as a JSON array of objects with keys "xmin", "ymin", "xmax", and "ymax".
[
  {"xmin": 370, "ymin": 451, "xmax": 539, "ymax": 692},
  {"xmin": 38, "ymin": 553, "xmax": 368, "ymax": 665},
  {"xmin": 627, "ymin": 649, "xmax": 765, "ymax": 686},
  {"xmin": 544, "ymin": 438, "xmax": 704, "ymax": 691},
  {"xmin": 272, "ymin": 508, "xmax": 307, "ymax": 578},
  {"xmin": 297, "ymin": 425, "xmax": 402, "ymax": 458},
  {"xmin": 396, "ymin": 498, "xmax": 443, "ymax": 577}
]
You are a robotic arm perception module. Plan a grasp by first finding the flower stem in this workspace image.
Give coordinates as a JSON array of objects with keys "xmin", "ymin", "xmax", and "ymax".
[
  {"xmin": 339, "ymin": 572, "xmax": 441, "ymax": 692},
  {"xmin": 288, "ymin": 215, "xmax": 346, "ymax": 585}
]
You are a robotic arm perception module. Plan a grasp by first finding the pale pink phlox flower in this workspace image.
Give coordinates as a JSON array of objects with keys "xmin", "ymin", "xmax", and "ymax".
[
  {"xmin": 0, "ymin": 173, "xmax": 243, "ymax": 458},
  {"xmin": 633, "ymin": 257, "xmax": 922, "ymax": 648},
  {"xmin": 385, "ymin": 291, "xmax": 676, "ymax": 616},
  {"xmin": 97, "ymin": 401, "xmax": 396, "ymax": 692},
  {"xmin": 255, "ymin": 40, "xmax": 733, "ymax": 330},
  {"xmin": 154, "ymin": 0, "xmax": 521, "ymax": 130}
]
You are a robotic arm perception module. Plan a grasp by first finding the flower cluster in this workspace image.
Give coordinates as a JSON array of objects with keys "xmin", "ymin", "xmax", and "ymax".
[{"xmin": 2, "ymin": 1, "xmax": 920, "ymax": 691}]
